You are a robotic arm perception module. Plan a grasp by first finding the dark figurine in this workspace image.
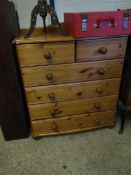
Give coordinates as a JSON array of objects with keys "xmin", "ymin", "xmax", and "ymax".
[{"xmin": 25, "ymin": 0, "xmax": 60, "ymax": 38}]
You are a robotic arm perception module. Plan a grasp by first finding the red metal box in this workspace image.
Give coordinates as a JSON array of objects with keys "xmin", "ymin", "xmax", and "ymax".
[{"xmin": 64, "ymin": 10, "xmax": 131, "ymax": 38}]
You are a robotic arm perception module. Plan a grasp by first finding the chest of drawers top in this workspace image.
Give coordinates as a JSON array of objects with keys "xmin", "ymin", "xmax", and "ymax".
[{"xmin": 13, "ymin": 28, "xmax": 74, "ymax": 44}]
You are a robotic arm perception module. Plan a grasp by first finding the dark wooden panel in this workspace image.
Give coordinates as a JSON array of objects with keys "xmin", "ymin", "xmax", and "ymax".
[
  {"xmin": 119, "ymin": 36, "xmax": 131, "ymax": 106},
  {"xmin": 0, "ymin": 0, "xmax": 30, "ymax": 140},
  {"xmin": 118, "ymin": 36, "xmax": 131, "ymax": 133}
]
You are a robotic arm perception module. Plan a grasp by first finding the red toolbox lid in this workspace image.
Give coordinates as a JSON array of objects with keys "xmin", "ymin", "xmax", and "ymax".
[
  {"xmin": 64, "ymin": 10, "xmax": 131, "ymax": 38},
  {"xmin": 64, "ymin": 11, "xmax": 124, "ymax": 23}
]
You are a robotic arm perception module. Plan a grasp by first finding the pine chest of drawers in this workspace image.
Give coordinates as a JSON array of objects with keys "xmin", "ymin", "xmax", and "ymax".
[{"xmin": 14, "ymin": 29, "xmax": 128, "ymax": 138}]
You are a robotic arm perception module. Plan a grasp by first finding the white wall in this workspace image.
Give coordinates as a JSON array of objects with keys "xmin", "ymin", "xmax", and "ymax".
[
  {"xmin": 55, "ymin": 0, "xmax": 131, "ymax": 22},
  {"xmin": 12, "ymin": 0, "xmax": 50, "ymax": 28},
  {"xmin": 12, "ymin": 0, "xmax": 131, "ymax": 28}
]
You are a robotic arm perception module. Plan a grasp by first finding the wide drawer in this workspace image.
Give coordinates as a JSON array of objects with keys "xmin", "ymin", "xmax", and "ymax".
[
  {"xmin": 16, "ymin": 42, "xmax": 74, "ymax": 66},
  {"xmin": 31, "ymin": 110, "xmax": 115, "ymax": 137},
  {"xmin": 29, "ymin": 95, "xmax": 117, "ymax": 120},
  {"xmin": 76, "ymin": 37, "xmax": 127, "ymax": 62},
  {"xmin": 22, "ymin": 59, "xmax": 124, "ymax": 87},
  {"xmin": 26, "ymin": 78, "xmax": 121, "ymax": 104}
]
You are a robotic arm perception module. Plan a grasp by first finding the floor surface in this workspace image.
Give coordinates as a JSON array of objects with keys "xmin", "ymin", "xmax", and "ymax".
[{"xmin": 0, "ymin": 116, "xmax": 131, "ymax": 175}]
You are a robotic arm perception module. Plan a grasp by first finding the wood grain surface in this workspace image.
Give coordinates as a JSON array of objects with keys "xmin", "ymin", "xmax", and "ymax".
[
  {"xmin": 29, "ymin": 95, "xmax": 118, "ymax": 120},
  {"xmin": 31, "ymin": 110, "xmax": 115, "ymax": 137},
  {"xmin": 16, "ymin": 42, "xmax": 75, "ymax": 66},
  {"xmin": 76, "ymin": 37, "xmax": 127, "ymax": 62},
  {"xmin": 14, "ymin": 27, "xmax": 128, "ymax": 138},
  {"xmin": 21, "ymin": 59, "xmax": 124, "ymax": 87},
  {"xmin": 13, "ymin": 30, "xmax": 74, "ymax": 45},
  {"xmin": 25, "ymin": 78, "xmax": 121, "ymax": 104}
]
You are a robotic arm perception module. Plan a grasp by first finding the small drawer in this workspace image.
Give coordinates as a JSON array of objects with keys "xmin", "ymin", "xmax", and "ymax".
[
  {"xmin": 76, "ymin": 37, "xmax": 127, "ymax": 62},
  {"xmin": 25, "ymin": 78, "xmax": 121, "ymax": 104},
  {"xmin": 22, "ymin": 59, "xmax": 123, "ymax": 87},
  {"xmin": 29, "ymin": 95, "xmax": 117, "ymax": 120},
  {"xmin": 16, "ymin": 42, "xmax": 74, "ymax": 66},
  {"xmin": 31, "ymin": 110, "xmax": 115, "ymax": 137}
]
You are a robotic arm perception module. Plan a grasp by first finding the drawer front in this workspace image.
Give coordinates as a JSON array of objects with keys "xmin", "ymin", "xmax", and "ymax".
[
  {"xmin": 31, "ymin": 110, "xmax": 115, "ymax": 137},
  {"xmin": 26, "ymin": 78, "xmax": 121, "ymax": 104},
  {"xmin": 22, "ymin": 59, "xmax": 124, "ymax": 87},
  {"xmin": 29, "ymin": 95, "xmax": 117, "ymax": 120},
  {"xmin": 17, "ymin": 42, "xmax": 74, "ymax": 66},
  {"xmin": 76, "ymin": 37, "xmax": 127, "ymax": 62}
]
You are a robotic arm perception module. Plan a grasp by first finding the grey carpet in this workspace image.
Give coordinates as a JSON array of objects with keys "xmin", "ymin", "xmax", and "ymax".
[{"xmin": 0, "ymin": 116, "xmax": 131, "ymax": 175}]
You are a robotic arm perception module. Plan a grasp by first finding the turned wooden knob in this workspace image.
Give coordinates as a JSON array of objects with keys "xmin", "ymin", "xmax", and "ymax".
[
  {"xmin": 95, "ymin": 102, "xmax": 101, "ymax": 110},
  {"xmin": 46, "ymin": 73, "xmax": 54, "ymax": 81},
  {"xmin": 98, "ymin": 47, "xmax": 108, "ymax": 54},
  {"xmin": 97, "ymin": 68, "xmax": 105, "ymax": 75},
  {"xmin": 52, "ymin": 122, "xmax": 58, "ymax": 131},
  {"xmin": 44, "ymin": 52, "xmax": 52, "ymax": 60},
  {"xmin": 48, "ymin": 93, "xmax": 55, "ymax": 101},
  {"xmin": 96, "ymin": 87, "xmax": 104, "ymax": 94}
]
